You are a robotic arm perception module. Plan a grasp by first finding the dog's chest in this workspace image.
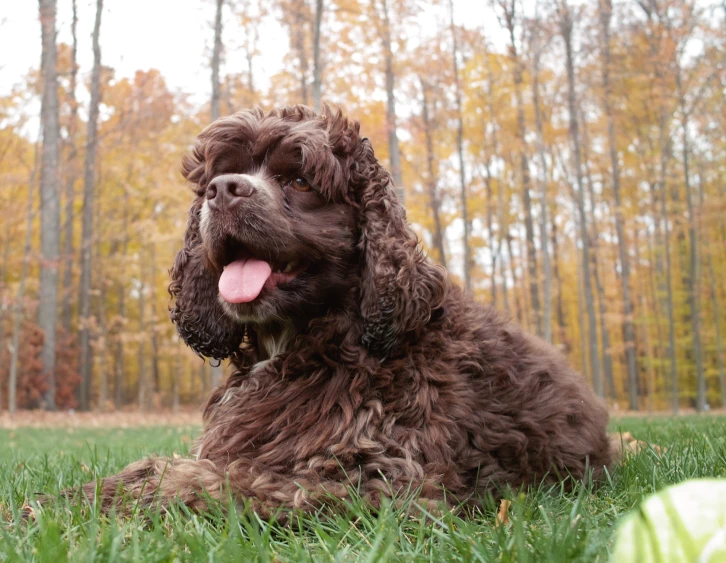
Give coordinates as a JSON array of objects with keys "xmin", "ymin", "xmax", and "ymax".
[{"xmin": 249, "ymin": 326, "xmax": 296, "ymax": 374}]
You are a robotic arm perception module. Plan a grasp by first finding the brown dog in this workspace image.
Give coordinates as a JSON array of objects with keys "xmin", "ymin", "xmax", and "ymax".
[{"xmin": 79, "ymin": 105, "xmax": 612, "ymax": 517}]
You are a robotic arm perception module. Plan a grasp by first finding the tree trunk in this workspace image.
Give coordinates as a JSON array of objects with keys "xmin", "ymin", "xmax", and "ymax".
[
  {"xmin": 598, "ymin": 0, "xmax": 638, "ymax": 411},
  {"xmin": 590, "ymin": 211, "xmax": 616, "ymax": 401},
  {"xmin": 96, "ymin": 232, "xmax": 109, "ymax": 411},
  {"xmin": 660, "ymin": 143, "xmax": 678, "ymax": 413},
  {"xmin": 499, "ymin": 0, "xmax": 540, "ymax": 335},
  {"xmin": 645, "ymin": 206, "xmax": 665, "ymax": 404},
  {"xmin": 676, "ymin": 67, "xmax": 705, "ymax": 411},
  {"xmin": 483, "ymin": 46, "xmax": 503, "ymax": 306},
  {"xmin": 211, "ymin": 0, "xmax": 223, "ymax": 121},
  {"xmin": 148, "ymin": 239, "xmax": 160, "ymax": 397},
  {"xmin": 38, "ymin": 0, "xmax": 62, "ymax": 411},
  {"xmin": 0, "ymin": 216, "xmax": 10, "ymax": 411},
  {"xmin": 8, "ymin": 143, "xmax": 40, "ymax": 415},
  {"xmin": 506, "ymin": 234, "xmax": 521, "ymax": 324},
  {"xmin": 113, "ymin": 305, "xmax": 126, "ymax": 407},
  {"xmin": 518, "ymin": 224, "xmax": 532, "ymax": 328},
  {"xmin": 151, "ymin": 328, "xmax": 160, "ymax": 400},
  {"xmin": 61, "ymin": 0, "xmax": 79, "ymax": 332},
  {"xmin": 521, "ymin": 232, "xmax": 535, "ymax": 327},
  {"xmin": 708, "ymin": 251, "xmax": 725, "ymax": 407},
  {"xmin": 634, "ymin": 229, "xmax": 656, "ymax": 410},
  {"xmin": 551, "ymin": 217, "xmax": 569, "ymax": 352},
  {"xmin": 289, "ymin": 2, "xmax": 309, "ymax": 105},
  {"xmin": 245, "ymin": 29, "xmax": 255, "ymax": 98},
  {"xmin": 377, "ymin": 0, "xmax": 403, "ymax": 201},
  {"xmin": 484, "ymin": 170, "xmax": 498, "ymax": 302},
  {"xmin": 575, "ymin": 234, "xmax": 589, "ymax": 383},
  {"xmin": 699, "ymin": 170, "xmax": 725, "ymax": 407},
  {"xmin": 208, "ymin": 0, "xmax": 225, "ymax": 405},
  {"xmin": 137, "ymin": 247, "xmax": 147, "ymax": 412},
  {"xmin": 420, "ymin": 78, "xmax": 446, "ymax": 268},
  {"xmin": 639, "ymin": 0, "xmax": 679, "ymax": 413},
  {"xmin": 497, "ymin": 166, "xmax": 509, "ymax": 314},
  {"xmin": 557, "ymin": 0, "xmax": 602, "ymax": 397},
  {"xmin": 530, "ymin": 23, "xmax": 552, "ymax": 343},
  {"xmin": 0, "ymin": 216, "xmax": 10, "ymax": 295},
  {"xmin": 78, "ymin": 0, "xmax": 104, "ymax": 411},
  {"xmin": 636, "ymin": 137, "xmax": 665, "ymax": 399},
  {"xmin": 501, "ymin": 253, "xmax": 510, "ymax": 315},
  {"xmin": 114, "ymin": 187, "xmax": 130, "ymax": 409},
  {"xmin": 448, "ymin": 0, "xmax": 471, "ymax": 291},
  {"xmin": 652, "ymin": 107, "xmax": 679, "ymax": 413},
  {"xmin": 581, "ymin": 112, "xmax": 617, "ymax": 403},
  {"xmin": 639, "ymin": 291, "xmax": 656, "ymax": 410},
  {"xmin": 224, "ymin": 75, "xmax": 234, "ymax": 116},
  {"xmin": 592, "ymin": 253, "xmax": 613, "ymax": 399},
  {"xmin": 311, "ymin": 0, "xmax": 324, "ymax": 110},
  {"xmin": 173, "ymin": 344, "xmax": 181, "ymax": 414}
]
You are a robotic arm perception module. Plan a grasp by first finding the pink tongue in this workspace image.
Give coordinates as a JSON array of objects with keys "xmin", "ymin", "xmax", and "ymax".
[{"xmin": 218, "ymin": 258, "xmax": 273, "ymax": 303}]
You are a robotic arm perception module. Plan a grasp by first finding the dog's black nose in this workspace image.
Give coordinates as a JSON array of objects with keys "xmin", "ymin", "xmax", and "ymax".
[{"xmin": 206, "ymin": 174, "xmax": 255, "ymax": 209}]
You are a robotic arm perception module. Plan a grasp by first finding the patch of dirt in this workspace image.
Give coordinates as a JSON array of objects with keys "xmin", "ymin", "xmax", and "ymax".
[
  {"xmin": 2, "ymin": 406, "xmax": 722, "ymax": 430},
  {"xmin": 609, "ymin": 408, "xmax": 726, "ymax": 418},
  {"xmin": 0, "ymin": 409, "xmax": 202, "ymax": 429}
]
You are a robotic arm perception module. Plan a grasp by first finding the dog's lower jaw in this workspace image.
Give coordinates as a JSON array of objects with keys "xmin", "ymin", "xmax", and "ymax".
[{"xmin": 218, "ymin": 295, "xmax": 277, "ymax": 325}]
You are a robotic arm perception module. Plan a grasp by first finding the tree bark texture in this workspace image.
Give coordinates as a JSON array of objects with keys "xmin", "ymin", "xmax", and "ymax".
[
  {"xmin": 676, "ymin": 66, "xmax": 705, "ymax": 411},
  {"xmin": 598, "ymin": 0, "xmax": 639, "ymax": 409},
  {"xmin": 557, "ymin": 0, "xmax": 602, "ymax": 397},
  {"xmin": 78, "ymin": 0, "xmax": 104, "ymax": 411},
  {"xmin": 499, "ymin": 0, "xmax": 541, "ymax": 335},
  {"xmin": 420, "ymin": 78, "xmax": 447, "ymax": 268},
  {"xmin": 311, "ymin": 0, "xmax": 324, "ymax": 110},
  {"xmin": 530, "ymin": 23, "xmax": 552, "ymax": 343},
  {"xmin": 211, "ymin": 0, "xmax": 224, "ymax": 121},
  {"xmin": 38, "ymin": 0, "xmax": 62, "ymax": 410},
  {"xmin": 448, "ymin": 0, "xmax": 471, "ymax": 291},
  {"xmin": 61, "ymin": 0, "xmax": 79, "ymax": 332},
  {"xmin": 377, "ymin": 0, "xmax": 403, "ymax": 203}
]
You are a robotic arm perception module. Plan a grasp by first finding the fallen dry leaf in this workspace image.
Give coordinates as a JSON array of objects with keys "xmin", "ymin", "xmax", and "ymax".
[
  {"xmin": 21, "ymin": 504, "xmax": 36, "ymax": 522},
  {"xmin": 496, "ymin": 499, "xmax": 511, "ymax": 528},
  {"xmin": 610, "ymin": 431, "xmax": 665, "ymax": 459}
]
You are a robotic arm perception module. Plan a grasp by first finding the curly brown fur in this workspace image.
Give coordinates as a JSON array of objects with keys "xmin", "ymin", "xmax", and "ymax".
[{"xmin": 70, "ymin": 105, "xmax": 612, "ymax": 519}]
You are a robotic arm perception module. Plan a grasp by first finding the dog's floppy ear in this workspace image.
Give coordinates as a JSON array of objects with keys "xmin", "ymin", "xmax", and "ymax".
[
  {"xmin": 169, "ymin": 201, "xmax": 245, "ymax": 360},
  {"xmin": 355, "ymin": 138, "xmax": 447, "ymax": 357}
]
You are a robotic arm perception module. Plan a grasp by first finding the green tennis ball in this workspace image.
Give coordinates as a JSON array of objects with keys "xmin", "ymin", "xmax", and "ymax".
[{"xmin": 611, "ymin": 479, "xmax": 726, "ymax": 562}]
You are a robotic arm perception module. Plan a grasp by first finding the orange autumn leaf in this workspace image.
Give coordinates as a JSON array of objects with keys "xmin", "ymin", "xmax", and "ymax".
[{"xmin": 496, "ymin": 499, "xmax": 511, "ymax": 528}]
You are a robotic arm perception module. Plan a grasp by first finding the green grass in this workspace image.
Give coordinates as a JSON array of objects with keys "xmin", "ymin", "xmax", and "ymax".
[{"xmin": 1, "ymin": 416, "xmax": 725, "ymax": 562}]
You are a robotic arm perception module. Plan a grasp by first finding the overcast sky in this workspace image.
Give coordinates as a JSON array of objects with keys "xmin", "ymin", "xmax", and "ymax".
[
  {"xmin": 0, "ymin": 0, "xmax": 273, "ymax": 104},
  {"xmin": 0, "ymin": 0, "xmax": 493, "ymax": 108}
]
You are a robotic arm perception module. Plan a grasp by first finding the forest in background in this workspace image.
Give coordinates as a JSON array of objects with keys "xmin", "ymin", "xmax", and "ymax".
[{"xmin": 0, "ymin": 0, "xmax": 724, "ymax": 413}]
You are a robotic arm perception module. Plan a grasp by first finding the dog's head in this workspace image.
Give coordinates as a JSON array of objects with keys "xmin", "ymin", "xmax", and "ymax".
[{"xmin": 169, "ymin": 105, "xmax": 446, "ymax": 361}]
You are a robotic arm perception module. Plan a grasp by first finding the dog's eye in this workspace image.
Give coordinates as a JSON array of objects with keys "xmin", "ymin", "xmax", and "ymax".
[{"xmin": 291, "ymin": 177, "xmax": 311, "ymax": 192}]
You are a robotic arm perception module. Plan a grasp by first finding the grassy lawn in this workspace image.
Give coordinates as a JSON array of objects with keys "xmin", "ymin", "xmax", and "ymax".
[{"xmin": 0, "ymin": 416, "xmax": 724, "ymax": 562}]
